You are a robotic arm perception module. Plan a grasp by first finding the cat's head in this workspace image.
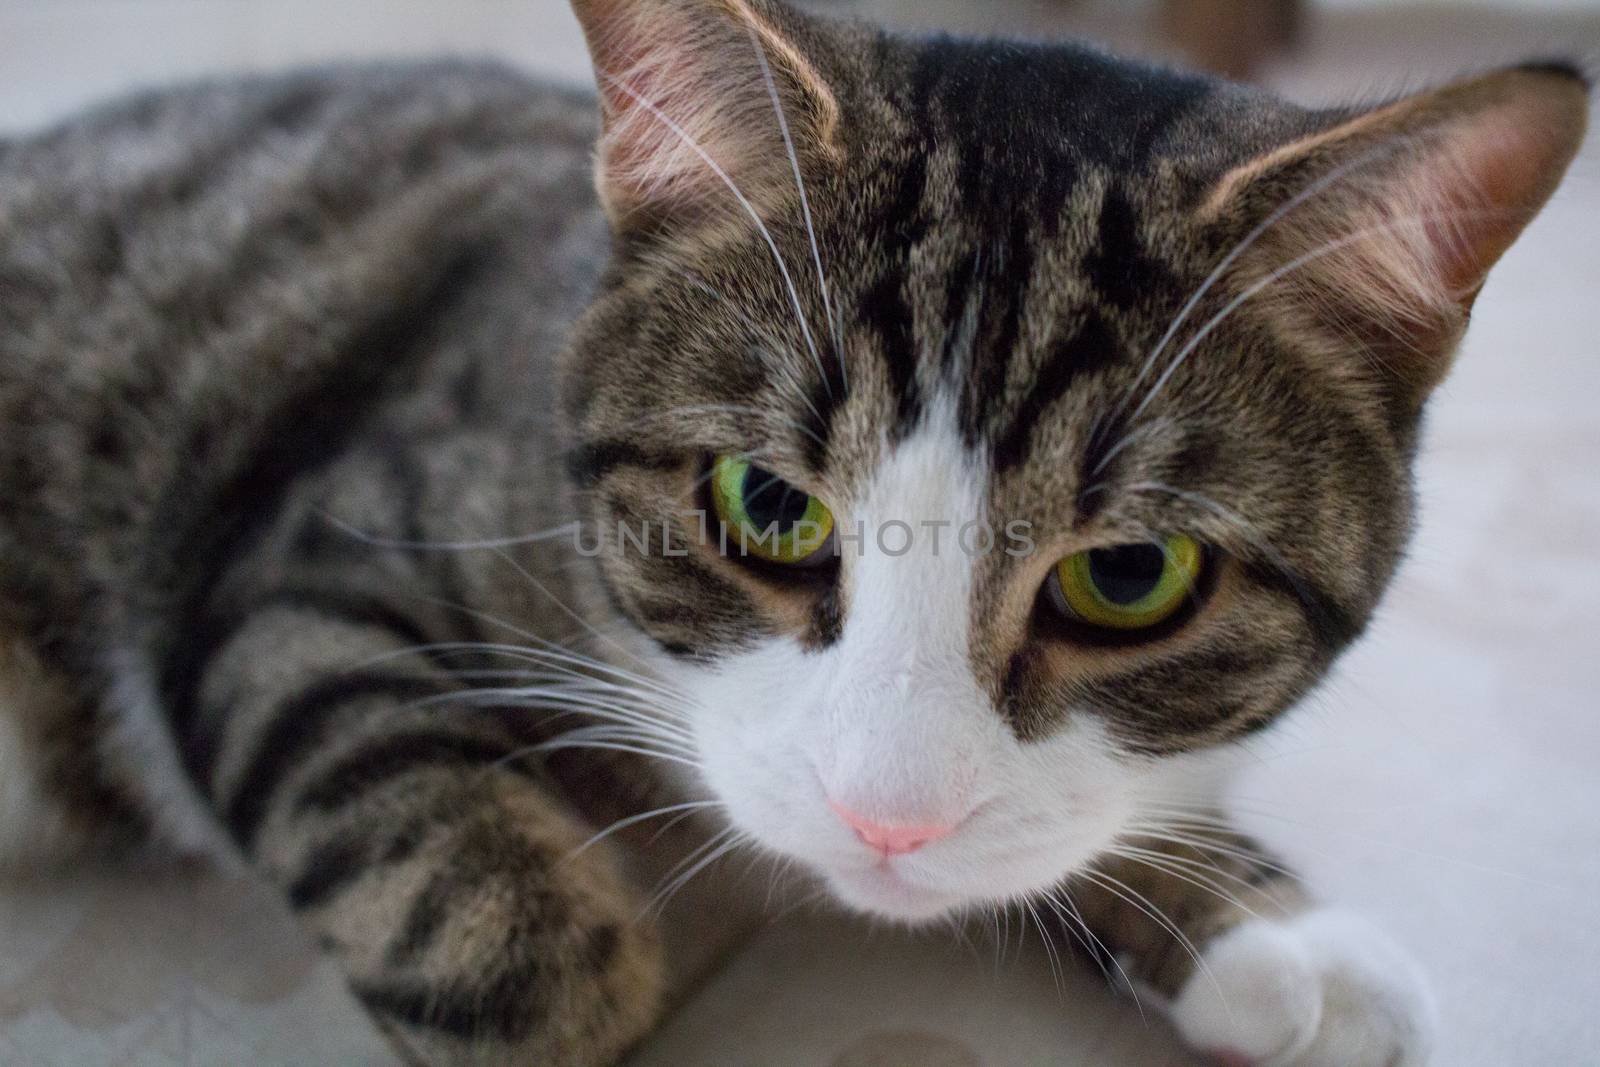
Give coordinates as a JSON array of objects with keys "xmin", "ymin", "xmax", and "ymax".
[{"xmin": 560, "ymin": 0, "xmax": 1587, "ymax": 921}]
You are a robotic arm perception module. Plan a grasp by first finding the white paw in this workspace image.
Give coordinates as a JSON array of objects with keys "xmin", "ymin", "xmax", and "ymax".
[{"xmin": 1170, "ymin": 909, "xmax": 1436, "ymax": 1067}]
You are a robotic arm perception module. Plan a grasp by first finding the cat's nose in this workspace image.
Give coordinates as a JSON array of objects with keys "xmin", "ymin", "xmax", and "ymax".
[{"xmin": 828, "ymin": 800, "xmax": 957, "ymax": 856}]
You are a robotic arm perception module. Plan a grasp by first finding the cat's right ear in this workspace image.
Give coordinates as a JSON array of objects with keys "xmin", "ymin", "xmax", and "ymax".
[
  {"xmin": 1203, "ymin": 64, "xmax": 1588, "ymax": 408},
  {"xmin": 570, "ymin": 0, "xmax": 841, "ymax": 232}
]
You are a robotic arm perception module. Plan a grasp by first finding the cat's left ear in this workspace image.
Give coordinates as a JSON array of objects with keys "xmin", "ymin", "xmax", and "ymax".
[
  {"xmin": 569, "ymin": 0, "xmax": 841, "ymax": 232},
  {"xmin": 1207, "ymin": 64, "xmax": 1588, "ymax": 405}
]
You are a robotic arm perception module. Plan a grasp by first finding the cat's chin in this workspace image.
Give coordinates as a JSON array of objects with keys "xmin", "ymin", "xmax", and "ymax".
[{"xmin": 823, "ymin": 864, "xmax": 968, "ymax": 924}]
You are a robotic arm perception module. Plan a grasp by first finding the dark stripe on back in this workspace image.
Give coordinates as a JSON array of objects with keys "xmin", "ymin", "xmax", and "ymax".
[
  {"xmin": 385, "ymin": 863, "xmax": 465, "ymax": 966},
  {"xmin": 156, "ymin": 247, "xmax": 486, "ymax": 749},
  {"xmin": 287, "ymin": 810, "xmax": 435, "ymax": 911}
]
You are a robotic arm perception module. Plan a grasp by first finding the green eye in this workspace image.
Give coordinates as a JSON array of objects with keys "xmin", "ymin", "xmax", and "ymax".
[
  {"xmin": 709, "ymin": 456, "xmax": 836, "ymax": 565},
  {"xmin": 1051, "ymin": 534, "xmax": 1204, "ymax": 632}
]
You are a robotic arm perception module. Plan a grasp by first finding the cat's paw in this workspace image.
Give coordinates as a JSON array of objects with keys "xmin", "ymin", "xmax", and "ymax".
[{"xmin": 1170, "ymin": 909, "xmax": 1435, "ymax": 1067}]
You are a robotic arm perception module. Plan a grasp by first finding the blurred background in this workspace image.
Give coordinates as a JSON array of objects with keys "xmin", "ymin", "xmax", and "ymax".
[
  {"xmin": 2, "ymin": 2, "xmax": 1599, "ymax": 1066},
  {"xmin": 5, "ymin": 0, "xmax": 1600, "ymax": 133}
]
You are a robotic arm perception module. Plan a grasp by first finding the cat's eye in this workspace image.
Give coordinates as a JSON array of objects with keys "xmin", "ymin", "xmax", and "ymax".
[
  {"xmin": 709, "ymin": 456, "xmax": 836, "ymax": 566},
  {"xmin": 1049, "ymin": 534, "xmax": 1204, "ymax": 632}
]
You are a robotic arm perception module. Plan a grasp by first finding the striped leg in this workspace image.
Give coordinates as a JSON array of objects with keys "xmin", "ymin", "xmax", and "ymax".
[
  {"xmin": 1067, "ymin": 820, "xmax": 1308, "ymax": 997},
  {"xmin": 169, "ymin": 596, "xmax": 665, "ymax": 1066},
  {"xmin": 1064, "ymin": 820, "xmax": 1433, "ymax": 1067}
]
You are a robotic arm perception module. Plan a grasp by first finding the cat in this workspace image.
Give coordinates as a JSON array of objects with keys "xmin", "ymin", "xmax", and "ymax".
[{"xmin": 0, "ymin": 0, "xmax": 1586, "ymax": 1063}]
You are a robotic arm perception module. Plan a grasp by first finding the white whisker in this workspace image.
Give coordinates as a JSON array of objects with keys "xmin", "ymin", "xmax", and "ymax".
[
  {"xmin": 642, "ymin": 827, "xmax": 751, "ymax": 918},
  {"xmin": 319, "ymin": 511, "xmax": 582, "ymax": 552},
  {"xmin": 747, "ymin": 21, "xmax": 846, "ymax": 393},
  {"xmin": 599, "ymin": 71, "xmax": 829, "ymax": 393},
  {"xmin": 1129, "ymin": 206, "xmax": 1514, "ymax": 423},
  {"xmin": 1078, "ymin": 866, "xmax": 1229, "ymax": 1022},
  {"xmin": 1116, "ymin": 137, "xmax": 1419, "ymax": 426},
  {"xmin": 567, "ymin": 801, "xmax": 725, "ymax": 861}
]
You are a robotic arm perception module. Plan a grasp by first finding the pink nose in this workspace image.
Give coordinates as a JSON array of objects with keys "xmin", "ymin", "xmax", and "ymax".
[{"xmin": 829, "ymin": 801, "xmax": 957, "ymax": 856}]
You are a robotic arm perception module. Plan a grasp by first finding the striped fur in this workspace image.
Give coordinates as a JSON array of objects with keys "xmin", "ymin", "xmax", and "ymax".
[{"xmin": 0, "ymin": 2, "xmax": 1586, "ymax": 1062}]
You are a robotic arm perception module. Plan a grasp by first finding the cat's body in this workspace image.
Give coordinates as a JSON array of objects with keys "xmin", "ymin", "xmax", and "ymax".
[
  {"xmin": 0, "ymin": 62, "xmax": 608, "ymax": 855},
  {"xmin": 0, "ymin": 64, "xmax": 684, "ymax": 1059},
  {"xmin": 0, "ymin": 1, "xmax": 1587, "ymax": 1064}
]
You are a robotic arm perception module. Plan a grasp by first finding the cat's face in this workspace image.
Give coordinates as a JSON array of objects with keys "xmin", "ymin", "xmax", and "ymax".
[{"xmin": 562, "ymin": 0, "xmax": 1585, "ymax": 920}]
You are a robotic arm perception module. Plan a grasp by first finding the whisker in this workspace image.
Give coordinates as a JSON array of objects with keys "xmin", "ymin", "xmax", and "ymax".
[
  {"xmin": 644, "ymin": 806, "xmax": 715, "ymax": 848},
  {"xmin": 1138, "ymin": 799, "xmax": 1571, "ymax": 892},
  {"xmin": 497, "ymin": 700, "xmax": 689, "ymax": 748},
  {"xmin": 1041, "ymin": 886, "xmax": 1146, "ymax": 1023},
  {"xmin": 1104, "ymin": 846, "xmax": 1272, "ymax": 923},
  {"xmin": 371, "ymin": 640, "xmax": 691, "ymax": 714},
  {"xmin": 317, "ymin": 511, "xmax": 583, "ymax": 553},
  {"xmin": 567, "ymin": 800, "xmax": 725, "ymax": 861},
  {"xmin": 641, "ymin": 827, "xmax": 734, "ymax": 913},
  {"xmin": 1024, "ymin": 896, "xmax": 1067, "ymax": 997},
  {"xmin": 747, "ymin": 21, "xmax": 846, "ymax": 394},
  {"xmin": 598, "ymin": 71, "xmax": 829, "ymax": 394},
  {"xmin": 522, "ymin": 737, "xmax": 701, "ymax": 769},
  {"xmin": 1125, "ymin": 823, "xmax": 1303, "ymax": 883},
  {"xmin": 1089, "ymin": 415, "xmax": 1177, "ymax": 478},
  {"xmin": 1077, "ymin": 867, "xmax": 1229, "ymax": 1022},
  {"xmin": 1115, "ymin": 136, "xmax": 1422, "ymax": 426},
  {"xmin": 487, "ymin": 543, "xmax": 666, "ymax": 676},
  {"xmin": 438, "ymin": 685, "xmax": 692, "ymax": 733},
  {"xmin": 642, "ymin": 827, "xmax": 751, "ymax": 917},
  {"xmin": 1129, "ymin": 206, "xmax": 1517, "ymax": 423}
]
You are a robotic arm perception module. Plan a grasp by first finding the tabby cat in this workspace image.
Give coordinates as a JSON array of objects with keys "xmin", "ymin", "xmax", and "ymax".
[{"xmin": 0, "ymin": 0, "xmax": 1586, "ymax": 1063}]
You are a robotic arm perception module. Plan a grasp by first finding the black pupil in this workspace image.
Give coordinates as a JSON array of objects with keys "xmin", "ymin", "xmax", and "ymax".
[
  {"xmin": 741, "ymin": 466, "xmax": 810, "ymax": 533},
  {"xmin": 1087, "ymin": 544, "xmax": 1168, "ymax": 605}
]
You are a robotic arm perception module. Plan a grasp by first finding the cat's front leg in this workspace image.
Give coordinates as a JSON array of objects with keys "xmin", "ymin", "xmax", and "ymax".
[
  {"xmin": 1067, "ymin": 821, "xmax": 1435, "ymax": 1067},
  {"xmin": 171, "ymin": 599, "xmax": 664, "ymax": 1066}
]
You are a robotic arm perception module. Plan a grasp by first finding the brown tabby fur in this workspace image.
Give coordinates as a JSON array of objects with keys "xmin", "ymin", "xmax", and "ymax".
[{"xmin": 0, "ymin": 0, "xmax": 1585, "ymax": 1061}]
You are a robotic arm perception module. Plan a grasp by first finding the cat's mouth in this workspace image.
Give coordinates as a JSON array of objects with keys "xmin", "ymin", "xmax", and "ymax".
[{"xmin": 823, "ymin": 859, "xmax": 969, "ymax": 922}]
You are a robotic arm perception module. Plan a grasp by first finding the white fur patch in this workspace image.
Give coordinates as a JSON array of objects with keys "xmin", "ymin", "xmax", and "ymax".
[
  {"xmin": 1172, "ymin": 908, "xmax": 1436, "ymax": 1067},
  {"xmin": 667, "ymin": 420, "xmax": 1170, "ymax": 923}
]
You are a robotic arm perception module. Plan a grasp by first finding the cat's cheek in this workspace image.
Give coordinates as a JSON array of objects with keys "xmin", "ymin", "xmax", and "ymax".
[{"xmin": 670, "ymin": 653, "xmax": 841, "ymax": 857}]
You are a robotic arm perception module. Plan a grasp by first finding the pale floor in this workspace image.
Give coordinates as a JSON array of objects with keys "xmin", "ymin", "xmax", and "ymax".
[{"xmin": 3, "ymin": 3, "xmax": 1600, "ymax": 1066}]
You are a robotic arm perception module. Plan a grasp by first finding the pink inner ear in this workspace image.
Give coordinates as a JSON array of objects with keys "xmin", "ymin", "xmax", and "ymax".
[
  {"xmin": 581, "ymin": 0, "xmax": 779, "ymax": 222},
  {"xmin": 600, "ymin": 63, "xmax": 726, "ymax": 210},
  {"xmin": 1214, "ymin": 69, "xmax": 1585, "ymax": 401},
  {"xmin": 1424, "ymin": 104, "xmax": 1575, "ymax": 300}
]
